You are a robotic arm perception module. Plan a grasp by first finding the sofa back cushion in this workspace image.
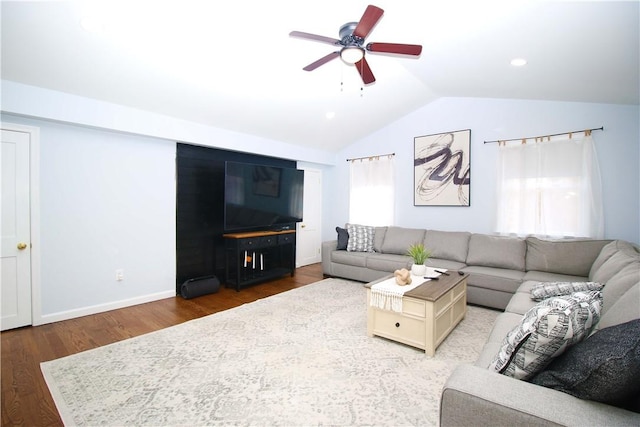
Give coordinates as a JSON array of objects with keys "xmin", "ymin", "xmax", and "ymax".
[
  {"xmin": 600, "ymin": 262, "xmax": 640, "ymax": 315},
  {"xmin": 526, "ymin": 237, "xmax": 610, "ymax": 276},
  {"xmin": 380, "ymin": 226, "xmax": 426, "ymax": 255},
  {"xmin": 597, "ymin": 283, "xmax": 640, "ymax": 330},
  {"xmin": 373, "ymin": 226, "xmax": 387, "ymax": 253},
  {"xmin": 466, "ymin": 234, "xmax": 526, "ymax": 271},
  {"xmin": 589, "ymin": 240, "xmax": 632, "ymax": 279},
  {"xmin": 423, "ymin": 230, "xmax": 471, "ymax": 263},
  {"xmin": 590, "ymin": 241, "xmax": 639, "ymax": 283}
]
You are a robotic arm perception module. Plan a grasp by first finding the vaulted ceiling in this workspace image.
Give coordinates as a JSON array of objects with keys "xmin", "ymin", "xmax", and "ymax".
[{"xmin": 2, "ymin": 1, "xmax": 638, "ymax": 152}]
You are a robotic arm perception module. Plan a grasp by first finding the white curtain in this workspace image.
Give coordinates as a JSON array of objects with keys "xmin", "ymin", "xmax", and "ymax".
[
  {"xmin": 349, "ymin": 155, "xmax": 395, "ymax": 226},
  {"xmin": 495, "ymin": 134, "xmax": 603, "ymax": 238}
]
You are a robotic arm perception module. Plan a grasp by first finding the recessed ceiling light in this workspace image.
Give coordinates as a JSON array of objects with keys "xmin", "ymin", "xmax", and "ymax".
[
  {"xmin": 325, "ymin": 112, "xmax": 336, "ymax": 120},
  {"xmin": 510, "ymin": 58, "xmax": 527, "ymax": 67}
]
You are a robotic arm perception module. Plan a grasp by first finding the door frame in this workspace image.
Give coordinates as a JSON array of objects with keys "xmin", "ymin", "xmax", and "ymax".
[
  {"xmin": 1, "ymin": 122, "xmax": 42, "ymax": 326},
  {"xmin": 295, "ymin": 166, "xmax": 322, "ymax": 267}
]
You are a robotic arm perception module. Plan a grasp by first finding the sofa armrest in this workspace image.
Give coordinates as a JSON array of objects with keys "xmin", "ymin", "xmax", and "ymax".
[
  {"xmin": 321, "ymin": 240, "xmax": 338, "ymax": 276},
  {"xmin": 440, "ymin": 364, "xmax": 640, "ymax": 427}
]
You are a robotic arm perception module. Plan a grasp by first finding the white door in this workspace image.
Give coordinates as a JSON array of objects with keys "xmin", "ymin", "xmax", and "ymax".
[
  {"xmin": 1, "ymin": 129, "xmax": 32, "ymax": 330},
  {"xmin": 296, "ymin": 168, "xmax": 322, "ymax": 267}
]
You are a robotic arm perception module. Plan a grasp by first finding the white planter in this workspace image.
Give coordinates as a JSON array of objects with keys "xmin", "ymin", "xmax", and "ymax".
[{"xmin": 411, "ymin": 263, "xmax": 426, "ymax": 276}]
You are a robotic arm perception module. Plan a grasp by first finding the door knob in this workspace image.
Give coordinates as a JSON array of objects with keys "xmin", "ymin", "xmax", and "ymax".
[{"xmin": 17, "ymin": 243, "xmax": 28, "ymax": 250}]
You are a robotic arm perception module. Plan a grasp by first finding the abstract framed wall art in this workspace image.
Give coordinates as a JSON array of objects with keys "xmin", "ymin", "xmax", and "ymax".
[{"xmin": 414, "ymin": 129, "xmax": 471, "ymax": 206}]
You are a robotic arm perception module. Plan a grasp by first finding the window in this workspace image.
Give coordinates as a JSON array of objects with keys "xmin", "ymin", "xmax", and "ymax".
[
  {"xmin": 495, "ymin": 134, "xmax": 603, "ymax": 238},
  {"xmin": 349, "ymin": 155, "xmax": 395, "ymax": 226}
]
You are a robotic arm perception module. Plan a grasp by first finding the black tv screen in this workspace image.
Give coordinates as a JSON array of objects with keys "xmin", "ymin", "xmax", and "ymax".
[{"xmin": 224, "ymin": 161, "xmax": 304, "ymax": 232}]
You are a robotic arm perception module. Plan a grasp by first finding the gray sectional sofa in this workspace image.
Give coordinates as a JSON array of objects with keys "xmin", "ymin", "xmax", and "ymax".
[
  {"xmin": 322, "ymin": 226, "xmax": 613, "ymax": 310},
  {"xmin": 322, "ymin": 226, "xmax": 640, "ymax": 425}
]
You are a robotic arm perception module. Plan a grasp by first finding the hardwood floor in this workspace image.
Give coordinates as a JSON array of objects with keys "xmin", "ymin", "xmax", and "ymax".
[{"xmin": 1, "ymin": 263, "xmax": 324, "ymax": 427}]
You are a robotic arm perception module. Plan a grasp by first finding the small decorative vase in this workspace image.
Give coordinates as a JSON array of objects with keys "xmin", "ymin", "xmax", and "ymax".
[{"xmin": 411, "ymin": 263, "xmax": 426, "ymax": 276}]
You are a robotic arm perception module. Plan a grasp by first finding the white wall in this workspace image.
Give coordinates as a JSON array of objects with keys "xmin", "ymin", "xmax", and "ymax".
[
  {"xmin": 324, "ymin": 98, "xmax": 640, "ymax": 245},
  {"xmin": 3, "ymin": 115, "xmax": 177, "ymax": 323},
  {"xmin": 1, "ymin": 81, "xmax": 336, "ymax": 166},
  {"xmin": 3, "ymin": 92, "xmax": 638, "ymax": 324}
]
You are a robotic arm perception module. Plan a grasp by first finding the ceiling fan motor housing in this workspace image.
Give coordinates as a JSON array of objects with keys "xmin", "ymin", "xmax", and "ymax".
[{"xmin": 339, "ymin": 22, "xmax": 363, "ymax": 47}]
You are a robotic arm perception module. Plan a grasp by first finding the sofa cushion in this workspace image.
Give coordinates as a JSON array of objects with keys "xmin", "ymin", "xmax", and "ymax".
[
  {"xmin": 467, "ymin": 234, "xmax": 526, "ymax": 271},
  {"xmin": 530, "ymin": 281, "xmax": 604, "ymax": 301},
  {"xmin": 591, "ymin": 245, "xmax": 640, "ymax": 284},
  {"xmin": 346, "ymin": 223, "xmax": 375, "ymax": 252},
  {"xmin": 366, "ymin": 253, "xmax": 411, "ymax": 272},
  {"xmin": 423, "ymin": 230, "xmax": 471, "ymax": 263},
  {"xmin": 601, "ymin": 262, "xmax": 640, "ymax": 315},
  {"xmin": 373, "ymin": 226, "xmax": 387, "ymax": 252},
  {"xmin": 335, "ymin": 226, "xmax": 349, "ymax": 250},
  {"xmin": 425, "ymin": 258, "xmax": 467, "ymax": 272},
  {"xmin": 531, "ymin": 319, "xmax": 640, "ymax": 413},
  {"xmin": 525, "ymin": 237, "xmax": 609, "ymax": 276},
  {"xmin": 522, "ymin": 271, "xmax": 588, "ymax": 283},
  {"xmin": 476, "ymin": 312, "xmax": 524, "ymax": 368},
  {"xmin": 462, "ymin": 266, "xmax": 525, "ymax": 293},
  {"xmin": 505, "ymin": 292, "xmax": 539, "ymax": 316},
  {"xmin": 488, "ymin": 290, "xmax": 602, "ymax": 381},
  {"xmin": 589, "ymin": 240, "xmax": 639, "ymax": 280},
  {"xmin": 597, "ymin": 283, "xmax": 640, "ymax": 330},
  {"xmin": 380, "ymin": 226, "xmax": 426, "ymax": 255},
  {"xmin": 331, "ymin": 249, "xmax": 368, "ymax": 267}
]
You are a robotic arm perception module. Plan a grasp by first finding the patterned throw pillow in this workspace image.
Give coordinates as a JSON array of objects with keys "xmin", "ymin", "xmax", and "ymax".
[
  {"xmin": 530, "ymin": 281, "xmax": 604, "ymax": 301},
  {"xmin": 488, "ymin": 290, "xmax": 602, "ymax": 381},
  {"xmin": 346, "ymin": 223, "xmax": 375, "ymax": 252}
]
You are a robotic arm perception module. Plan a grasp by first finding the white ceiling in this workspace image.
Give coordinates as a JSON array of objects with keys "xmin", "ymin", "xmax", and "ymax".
[{"xmin": 2, "ymin": 1, "xmax": 638, "ymax": 152}]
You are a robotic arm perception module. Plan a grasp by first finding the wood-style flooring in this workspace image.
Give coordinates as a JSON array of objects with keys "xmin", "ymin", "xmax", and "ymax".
[{"xmin": 1, "ymin": 263, "xmax": 324, "ymax": 427}]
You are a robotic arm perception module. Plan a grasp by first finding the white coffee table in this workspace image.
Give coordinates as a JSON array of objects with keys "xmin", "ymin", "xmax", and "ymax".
[{"xmin": 366, "ymin": 273, "xmax": 468, "ymax": 355}]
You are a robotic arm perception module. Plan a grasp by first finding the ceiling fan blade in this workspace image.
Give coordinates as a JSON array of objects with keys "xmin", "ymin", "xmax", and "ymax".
[
  {"xmin": 303, "ymin": 52, "xmax": 340, "ymax": 71},
  {"xmin": 355, "ymin": 57, "xmax": 375, "ymax": 84},
  {"xmin": 367, "ymin": 42, "xmax": 422, "ymax": 56},
  {"xmin": 353, "ymin": 5, "xmax": 384, "ymax": 39},
  {"xmin": 289, "ymin": 31, "xmax": 341, "ymax": 46}
]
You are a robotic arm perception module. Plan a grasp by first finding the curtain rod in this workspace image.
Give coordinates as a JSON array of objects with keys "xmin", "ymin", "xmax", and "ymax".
[
  {"xmin": 484, "ymin": 126, "xmax": 604, "ymax": 144},
  {"xmin": 346, "ymin": 152, "xmax": 395, "ymax": 162}
]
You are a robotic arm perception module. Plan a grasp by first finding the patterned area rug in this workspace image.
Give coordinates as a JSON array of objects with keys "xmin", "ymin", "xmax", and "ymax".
[{"xmin": 41, "ymin": 278, "xmax": 499, "ymax": 426}]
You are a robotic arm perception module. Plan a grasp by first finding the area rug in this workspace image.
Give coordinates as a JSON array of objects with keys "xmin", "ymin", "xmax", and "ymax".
[{"xmin": 41, "ymin": 278, "xmax": 499, "ymax": 426}]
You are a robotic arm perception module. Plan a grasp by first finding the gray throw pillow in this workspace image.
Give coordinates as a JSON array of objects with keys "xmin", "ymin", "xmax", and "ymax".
[
  {"xmin": 335, "ymin": 226, "xmax": 349, "ymax": 250},
  {"xmin": 531, "ymin": 319, "xmax": 640, "ymax": 413}
]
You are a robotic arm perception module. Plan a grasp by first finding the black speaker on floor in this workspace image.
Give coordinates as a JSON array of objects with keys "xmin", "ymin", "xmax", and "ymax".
[{"xmin": 180, "ymin": 275, "xmax": 220, "ymax": 299}]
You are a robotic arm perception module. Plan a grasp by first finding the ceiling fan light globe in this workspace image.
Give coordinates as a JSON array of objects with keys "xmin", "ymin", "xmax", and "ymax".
[{"xmin": 340, "ymin": 47, "xmax": 364, "ymax": 65}]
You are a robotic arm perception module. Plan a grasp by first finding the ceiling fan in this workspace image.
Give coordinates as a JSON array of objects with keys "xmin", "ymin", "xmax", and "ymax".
[{"xmin": 289, "ymin": 4, "xmax": 422, "ymax": 85}]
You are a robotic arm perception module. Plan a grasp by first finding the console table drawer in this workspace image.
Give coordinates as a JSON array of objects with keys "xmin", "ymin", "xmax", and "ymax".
[
  {"xmin": 238, "ymin": 238, "xmax": 261, "ymax": 249},
  {"xmin": 260, "ymin": 235, "xmax": 277, "ymax": 246},
  {"xmin": 372, "ymin": 309, "xmax": 426, "ymax": 348},
  {"xmin": 278, "ymin": 234, "xmax": 294, "ymax": 244}
]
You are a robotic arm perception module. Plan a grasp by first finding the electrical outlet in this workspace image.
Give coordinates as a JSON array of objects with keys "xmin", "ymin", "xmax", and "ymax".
[{"xmin": 115, "ymin": 269, "xmax": 124, "ymax": 281}]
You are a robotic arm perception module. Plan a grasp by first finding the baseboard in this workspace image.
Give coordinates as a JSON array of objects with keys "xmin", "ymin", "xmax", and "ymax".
[{"xmin": 34, "ymin": 290, "xmax": 176, "ymax": 326}]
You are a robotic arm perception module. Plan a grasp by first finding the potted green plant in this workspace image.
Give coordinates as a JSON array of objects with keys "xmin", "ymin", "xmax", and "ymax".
[{"xmin": 407, "ymin": 243, "xmax": 431, "ymax": 276}]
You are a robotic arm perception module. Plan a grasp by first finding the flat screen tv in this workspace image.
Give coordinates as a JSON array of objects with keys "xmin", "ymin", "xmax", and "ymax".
[{"xmin": 224, "ymin": 161, "xmax": 304, "ymax": 232}]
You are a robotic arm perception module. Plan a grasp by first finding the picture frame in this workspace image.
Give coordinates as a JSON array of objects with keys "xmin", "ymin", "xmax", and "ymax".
[{"xmin": 414, "ymin": 129, "xmax": 471, "ymax": 206}]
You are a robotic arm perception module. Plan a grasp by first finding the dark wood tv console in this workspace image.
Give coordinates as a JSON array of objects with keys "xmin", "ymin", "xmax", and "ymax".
[{"xmin": 223, "ymin": 230, "xmax": 296, "ymax": 291}]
